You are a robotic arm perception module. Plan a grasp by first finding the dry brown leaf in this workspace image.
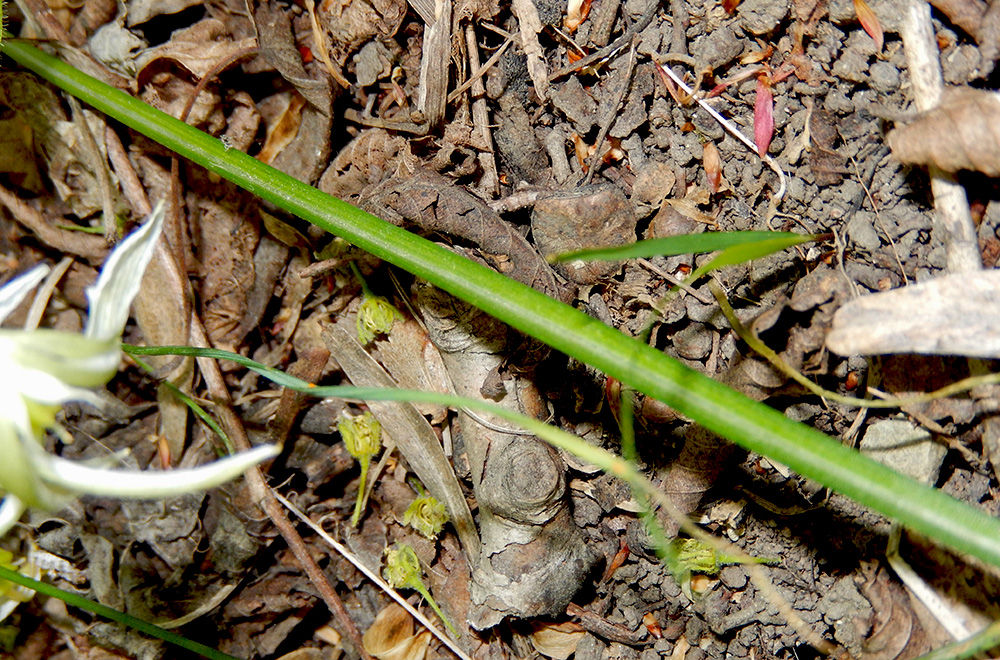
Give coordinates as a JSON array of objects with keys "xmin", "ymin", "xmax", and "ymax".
[
  {"xmin": 564, "ymin": 0, "xmax": 592, "ymax": 32},
  {"xmin": 702, "ymin": 141, "xmax": 722, "ymax": 193},
  {"xmin": 529, "ymin": 621, "xmax": 586, "ymax": 660},
  {"xmin": 363, "ymin": 603, "xmax": 433, "ymax": 660},
  {"xmin": 887, "ymin": 87, "xmax": 1000, "ymax": 177},
  {"xmin": 258, "ymin": 93, "xmax": 308, "ymax": 165}
]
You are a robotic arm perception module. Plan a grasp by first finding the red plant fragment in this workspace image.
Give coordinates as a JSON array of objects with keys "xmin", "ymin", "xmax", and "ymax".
[
  {"xmin": 600, "ymin": 538, "xmax": 630, "ymax": 583},
  {"xmin": 703, "ymin": 141, "xmax": 722, "ymax": 193},
  {"xmin": 723, "ymin": 0, "xmax": 741, "ymax": 12},
  {"xmin": 853, "ymin": 0, "xmax": 884, "ymax": 52},
  {"xmin": 754, "ymin": 77, "xmax": 774, "ymax": 157},
  {"xmin": 564, "ymin": 0, "xmax": 593, "ymax": 33},
  {"xmin": 642, "ymin": 613, "xmax": 664, "ymax": 639},
  {"xmin": 299, "ymin": 45, "xmax": 314, "ymax": 64}
]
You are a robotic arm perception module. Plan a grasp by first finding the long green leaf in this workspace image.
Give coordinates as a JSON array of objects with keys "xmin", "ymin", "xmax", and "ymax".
[
  {"xmin": 6, "ymin": 39, "xmax": 1000, "ymax": 568},
  {"xmin": 552, "ymin": 230, "xmax": 817, "ymax": 263},
  {"xmin": 0, "ymin": 565, "xmax": 240, "ymax": 660}
]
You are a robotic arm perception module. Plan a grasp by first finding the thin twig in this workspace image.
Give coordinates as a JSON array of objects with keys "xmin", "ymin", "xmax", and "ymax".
[
  {"xmin": 900, "ymin": 0, "xmax": 981, "ymax": 273},
  {"xmin": 584, "ymin": 43, "xmax": 637, "ymax": 185},
  {"xmin": 273, "ymin": 491, "xmax": 474, "ymax": 660},
  {"xmin": 460, "ymin": 25, "xmax": 503, "ymax": 196},
  {"xmin": 192, "ymin": 319, "xmax": 374, "ymax": 660},
  {"xmin": 636, "ymin": 257, "xmax": 714, "ymax": 304},
  {"xmin": 548, "ymin": 0, "xmax": 659, "ymax": 81}
]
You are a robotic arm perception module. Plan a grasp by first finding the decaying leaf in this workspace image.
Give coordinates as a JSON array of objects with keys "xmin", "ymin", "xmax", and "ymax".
[
  {"xmin": 887, "ymin": 87, "xmax": 1000, "ymax": 177},
  {"xmin": 363, "ymin": 603, "xmax": 432, "ymax": 660},
  {"xmin": 529, "ymin": 621, "xmax": 586, "ymax": 660},
  {"xmin": 826, "ymin": 270, "xmax": 1000, "ymax": 358},
  {"xmin": 564, "ymin": 0, "xmax": 592, "ymax": 32},
  {"xmin": 703, "ymin": 141, "xmax": 722, "ymax": 193},
  {"xmin": 853, "ymin": 0, "xmax": 884, "ymax": 52},
  {"xmin": 754, "ymin": 77, "xmax": 774, "ymax": 156},
  {"xmin": 808, "ymin": 108, "xmax": 848, "ymax": 186}
]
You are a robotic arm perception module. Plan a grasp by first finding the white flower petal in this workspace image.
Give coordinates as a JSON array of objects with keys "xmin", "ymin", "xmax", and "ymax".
[
  {"xmin": 33, "ymin": 444, "xmax": 280, "ymax": 500},
  {"xmin": 85, "ymin": 200, "xmax": 165, "ymax": 341},
  {"xmin": 9, "ymin": 329, "xmax": 121, "ymax": 390},
  {"xmin": 0, "ymin": 363, "xmax": 33, "ymax": 443},
  {"xmin": 0, "ymin": 497, "xmax": 26, "ymax": 539},
  {"xmin": 0, "ymin": 266, "xmax": 50, "ymax": 326},
  {"xmin": 0, "ymin": 417, "xmax": 68, "ymax": 510}
]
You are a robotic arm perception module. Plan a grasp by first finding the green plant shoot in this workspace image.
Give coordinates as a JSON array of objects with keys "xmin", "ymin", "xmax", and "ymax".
[
  {"xmin": 404, "ymin": 493, "xmax": 449, "ymax": 539},
  {"xmin": 338, "ymin": 411, "xmax": 382, "ymax": 526},
  {"xmin": 384, "ymin": 543, "xmax": 457, "ymax": 637}
]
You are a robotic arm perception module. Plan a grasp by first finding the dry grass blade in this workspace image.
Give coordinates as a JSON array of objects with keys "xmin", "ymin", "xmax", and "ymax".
[{"xmin": 887, "ymin": 87, "xmax": 1000, "ymax": 177}]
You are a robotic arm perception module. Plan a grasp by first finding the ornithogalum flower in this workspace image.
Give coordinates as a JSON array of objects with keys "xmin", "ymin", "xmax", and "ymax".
[{"xmin": 0, "ymin": 201, "xmax": 278, "ymax": 537}]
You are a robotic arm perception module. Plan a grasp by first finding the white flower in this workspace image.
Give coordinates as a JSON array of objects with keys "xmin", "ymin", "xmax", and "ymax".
[{"xmin": 0, "ymin": 201, "xmax": 278, "ymax": 537}]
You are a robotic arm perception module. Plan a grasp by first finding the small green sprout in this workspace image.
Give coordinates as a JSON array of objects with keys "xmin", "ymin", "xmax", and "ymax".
[
  {"xmin": 403, "ymin": 493, "xmax": 449, "ymax": 540},
  {"xmin": 383, "ymin": 543, "xmax": 457, "ymax": 637},
  {"xmin": 338, "ymin": 410, "xmax": 382, "ymax": 526},
  {"xmin": 351, "ymin": 262, "xmax": 402, "ymax": 344}
]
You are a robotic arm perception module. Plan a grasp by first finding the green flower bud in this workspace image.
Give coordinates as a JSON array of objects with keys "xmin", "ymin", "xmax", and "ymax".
[
  {"xmin": 403, "ymin": 495, "xmax": 449, "ymax": 539},
  {"xmin": 383, "ymin": 543, "xmax": 457, "ymax": 637},
  {"xmin": 338, "ymin": 411, "xmax": 382, "ymax": 463},
  {"xmin": 338, "ymin": 411, "xmax": 382, "ymax": 526},
  {"xmin": 356, "ymin": 296, "xmax": 403, "ymax": 344},
  {"xmin": 671, "ymin": 538, "xmax": 720, "ymax": 575}
]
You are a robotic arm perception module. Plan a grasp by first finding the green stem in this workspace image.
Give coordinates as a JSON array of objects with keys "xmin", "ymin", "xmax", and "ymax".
[
  {"xmin": 351, "ymin": 459, "xmax": 369, "ymax": 527},
  {"xmin": 413, "ymin": 584, "xmax": 458, "ymax": 638},
  {"xmin": 0, "ymin": 565, "xmax": 240, "ymax": 660}
]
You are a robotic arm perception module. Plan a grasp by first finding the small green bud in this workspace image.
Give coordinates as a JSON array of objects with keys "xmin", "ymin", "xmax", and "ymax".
[
  {"xmin": 383, "ymin": 543, "xmax": 457, "ymax": 637},
  {"xmin": 338, "ymin": 411, "xmax": 382, "ymax": 462},
  {"xmin": 383, "ymin": 543, "xmax": 423, "ymax": 591},
  {"xmin": 403, "ymin": 495, "xmax": 449, "ymax": 539},
  {"xmin": 671, "ymin": 538, "xmax": 720, "ymax": 575},
  {"xmin": 338, "ymin": 411, "xmax": 382, "ymax": 526},
  {"xmin": 357, "ymin": 296, "xmax": 403, "ymax": 344}
]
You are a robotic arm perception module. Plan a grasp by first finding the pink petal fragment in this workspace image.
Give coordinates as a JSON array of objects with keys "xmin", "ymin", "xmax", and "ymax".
[{"xmin": 754, "ymin": 78, "xmax": 774, "ymax": 157}]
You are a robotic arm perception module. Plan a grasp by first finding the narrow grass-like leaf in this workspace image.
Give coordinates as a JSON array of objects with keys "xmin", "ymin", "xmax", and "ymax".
[
  {"xmin": 552, "ymin": 230, "xmax": 819, "ymax": 263},
  {"xmin": 7, "ymin": 39, "xmax": 1000, "ymax": 569},
  {"xmin": 0, "ymin": 564, "xmax": 241, "ymax": 660},
  {"xmin": 688, "ymin": 233, "xmax": 818, "ymax": 281}
]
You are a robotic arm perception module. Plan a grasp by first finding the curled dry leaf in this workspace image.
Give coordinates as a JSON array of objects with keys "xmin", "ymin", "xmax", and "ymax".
[
  {"xmin": 362, "ymin": 603, "xmax": 433, "ymax": 660},
  {"xmin": 529, "ymin": 621, "xmax": 586, "ymax": 660},
  {"xmin": 642, "ymin": 612, "xmax": 663, "ymax": 638},
  {"xmin": 853, "ymin": 0, "xmax": 884, "ymax": 52},
  {"xmin": 703, "ymin": 141, "xmax": 722, "ymax": 193},
  {"xmin": 564, "ymin": 0, "xmax": 592, "ymax": 32},
  {"xmin": 887, "ymin": 87, "xmax": 1000, "ymax": 177}
]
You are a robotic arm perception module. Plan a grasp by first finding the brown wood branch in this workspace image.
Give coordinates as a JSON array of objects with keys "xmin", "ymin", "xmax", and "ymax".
[
  {"xmin": 583, "ymin": 43, "xmax": 636, "ymax": 185},
  {"xmin": 548, "ymin": 0, "xmax": 659, "ymax": 81}
]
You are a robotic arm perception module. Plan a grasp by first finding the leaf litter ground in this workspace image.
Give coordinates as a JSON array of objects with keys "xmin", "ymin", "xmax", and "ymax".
[{"xmin": 2, "ymin": 0, "xmax": 1000, "ymax": 658}]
